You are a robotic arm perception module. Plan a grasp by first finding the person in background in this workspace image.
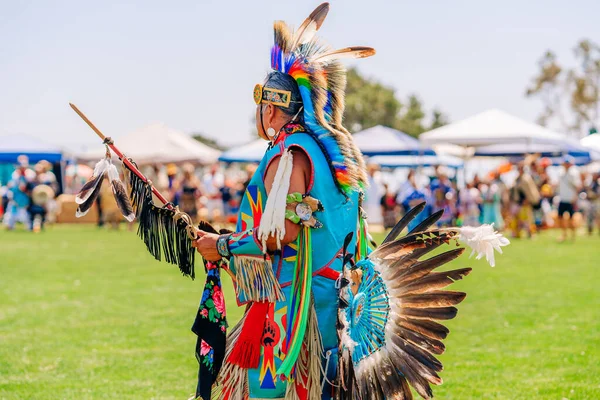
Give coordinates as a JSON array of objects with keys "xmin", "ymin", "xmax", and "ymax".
[
  {"xmin": 480, "ymin": 171, "xmax": 506, "ymax": 230},
  {"xmin": 380, "ymin": 183, "xmax": 398, "ymax": 229},
  {"xmin": 429, "ymin": 167, "xmax": 456, "ymax": 226},
  {"xmin": 28, "ymin": 163, "xmax": 52, "ymax": 231},
  {"xmin": 166, "ymin": 164, "xmax": 179, "ymax": 203},
  {"xmin": 529, "ymin": 159, "xmax": 545, "ymax": 229},
  {"xmin": 220, "ymin": 181, "xmax": 233, "ymax": 219},
  {"xmin": 4, "ymin": 155, "xmax": 34, "ymax": 230},
  {"xmin": 401, "ymin": 172, "xmax": 431, "ymax": 231},
  {"xmin": 202, "ymin": 164, "xmax": 224, "ymax": 223},
  {"xmin": 556, "ymin": 156, "xmax": 580, "ymax": 242},
  {"xmin": 510, "ymin": 162, "xmax": 540, "ymax": 238},
  {"xmin": 396, "ymin": 169, "xmax": 416, "ymax": 210},
  {"xmin": 178, "ymin": 163, "xmax": 202, "ymax": 222},
  {"xmin": 37, "ymin": 160, "xmax": 58, "ymax": 193},
  {"xmin": 583, "ymin": 172, "xmax": 600, "ymax": 235},
  {"xmin": 365, "ymin": 163, "xmax": 384, "ymax": 226},
  {"xmin": 458, "ymin": 180, "xmax": 481, "ymax": 227}
]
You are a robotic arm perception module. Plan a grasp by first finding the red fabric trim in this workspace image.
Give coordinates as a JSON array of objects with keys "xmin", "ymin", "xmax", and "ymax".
[
  {"xmin": 227, "ymin": 301, "xmax": 269, "ymax": 369},
  {"xmin": 316, "ymin": 266, "xmax": 340, "ymax": 281}
]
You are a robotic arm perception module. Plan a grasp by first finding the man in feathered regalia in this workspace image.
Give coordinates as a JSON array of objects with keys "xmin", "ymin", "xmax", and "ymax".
[
  {"xmin": 71, "ymin": 3, "xmax": 509, "ymax": 399},
  {"xmin": 191, "ymin": 3, "xmax": 509, "ymax": 400}
]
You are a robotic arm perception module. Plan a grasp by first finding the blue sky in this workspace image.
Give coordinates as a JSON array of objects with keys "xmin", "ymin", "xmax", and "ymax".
[{"xmin": 1, "ymin": 0, "xmax": 599, "ymax": 151}]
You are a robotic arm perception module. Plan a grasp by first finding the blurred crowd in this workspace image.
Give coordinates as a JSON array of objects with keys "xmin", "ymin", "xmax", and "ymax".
[
  {"xmin": 1, "ymin": 155, "xmax": 58, "ymax": 231},
  {"xmin": 367, "ymin": 156, "xmax": 600, "ymax": 240},
  {"xmin": 138, "ymin": 162, "xmax": 256, "ymax": 224},
  {"xmin": 3, "ymin": 153, "xmax": 600, "ymax": 241}
]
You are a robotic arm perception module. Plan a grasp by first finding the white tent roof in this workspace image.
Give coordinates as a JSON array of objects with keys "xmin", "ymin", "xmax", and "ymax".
[
  {"xmin": 581, "ymin": 133, "xmax": 600, "ymax": 152},
  {"xmin": 219, "ymin": 140, "xmax": 268, "ymax": 163},
  {"xmin": 77, "ymin": 123, "xmax": 221, "ymax": 164},
  {"xmin": 420, "ymin": 109, "xmax": 571, "ymax": 147},
  {"xmin": 368, "ymin": 154, "xmax": 463, "ymax": 169},
  {"xmin": 352, "ymin": 125, "xmax": 435, "ymax": 156}
]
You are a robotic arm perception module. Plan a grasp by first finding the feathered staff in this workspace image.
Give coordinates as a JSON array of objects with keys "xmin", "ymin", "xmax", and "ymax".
[
  {"xmin": 70, "ymin": 103, "xmax": 231, "ymax": 400},
  {"xmin": 70, "ymin": 103, "xmax": 200, "ymax": 278}
]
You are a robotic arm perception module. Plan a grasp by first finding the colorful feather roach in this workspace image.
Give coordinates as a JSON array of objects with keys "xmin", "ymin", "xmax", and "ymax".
[{"xmin": 269, "ymin": 2, "xmax": 375, "ymax": 194}]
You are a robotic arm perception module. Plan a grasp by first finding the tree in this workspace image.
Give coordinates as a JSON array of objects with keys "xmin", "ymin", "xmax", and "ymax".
[
  {"xmin": 344, "ymin": 68, "xmax": 402, "ymax": 132},
  {"xmin": 191, "ymin": 132, "xmax": 224, "ymax": 150},
  {"xmin": 395, "ymin": 94, "xmax": 426, "ymax": 137},
  {"xmin": 525, "ymin": 51, "xmax": 564, "ymax": 127},
  {"xmin": 343, "ymin": 68, "xmax": 448, "ymax": 136},
  {"xmin": 526, "ymin": 39, "xmax": 600, "ymax": 137},
  {"xmin": 429, "ymin": 108, "xmax": 449, "ymax": 130},
  {"xmin": 569, "ymin": 40, "xmax": 600, "ymax": 132}
]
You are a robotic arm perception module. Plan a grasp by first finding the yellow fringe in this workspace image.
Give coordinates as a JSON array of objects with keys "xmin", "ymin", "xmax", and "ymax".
[
  {"xmin": 234, "ymin": 256, "xmax": 285, "ymax": 302},
  {"xmin": 285, "ymin": 301, "xmax": 323, "ymax": 400}
]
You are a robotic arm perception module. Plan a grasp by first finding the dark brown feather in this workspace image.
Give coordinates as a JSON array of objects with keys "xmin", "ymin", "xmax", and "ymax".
[
  {"xmin": 390, "ymin": 334, "xmax": 444, "ymax": 381},
  {"xmin": 399, "ymin": 317, "xmax": 450, "ymax": 341},
  {"xmin": 76, "ymin": 173, "xmax": 105, "ymax": 217},
  {"xmin": 398, "ymin": 268, "xmax": 472, "ymax": 295},
  {"xmin": 76, "ymin": 172, "xmax": 104, "ymax": 204},
  {"xmin": 382, "ymin": 202, "xmax": 426, "ymax": 245},
  {"xmin": 402, "ymin": 307, "xmax": 459, "ymax": 321},
  {"xmin": 375, "ymin": 352, "xmax": 412, "ymax": 400},
  {"xmin": 386, "ymin": 343, "xmax": 434, "ymax": 399},
  {"xmin": 111, "ymin": 180, "xmax": 135, "ymax": 222},
  {"xmin": 390, "ymin": 248, "xmax": 465, "ymax": 283},
  {"xmin": 396, "ymin": 326, "xmax": 446, "ymax": 355},
  {"xmin": 408, "ymin": 209, "xmax": 444, "ymax": 234},
  {"xmin": 198, "ymin": 220, "xmax": 218, "ymax": 234},
  {"xmin": 400, "ymin": 291, "xmax": 467, "ymax": 308},
  {"xmin": 369, "ymin": 239, "xmax": 427, "ymax": 262},
  {"xmin": 399, "ymin": 376, "xmax": 413, "ymax": 400}
]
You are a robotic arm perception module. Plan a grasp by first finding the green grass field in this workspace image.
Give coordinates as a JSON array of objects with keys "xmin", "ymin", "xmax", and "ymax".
[{"xmin": 1, "ymin": 224, "xmax": 599, "ymax": 399}]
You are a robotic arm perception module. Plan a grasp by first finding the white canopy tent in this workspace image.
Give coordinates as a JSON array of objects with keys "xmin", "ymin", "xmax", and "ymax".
[
  {"xmin": 352, "ymin": 125, "xmax": 435, "ymax": 156},
  {"xmin": 420, "ymin": 109, "xmax": 572, "ymax": 148},
  {"xmin": 77, "ymin": 123, "xmax": 221, "ymax": 165},
  {"xmin": 368, "ymin": 154, "xmax": 463, "ymax": 169},
  {"xmin": 219, "ymin": 140, "xmax": 268, "ymax": 163},
  {"xmin": 581, "ymin": 133, "xmax": 600, "ymax": 153}
]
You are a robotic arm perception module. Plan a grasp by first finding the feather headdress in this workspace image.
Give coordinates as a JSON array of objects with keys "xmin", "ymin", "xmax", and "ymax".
[{"xmin": 268, "ymin": 2, "xmax": 375, "ymax": 193}]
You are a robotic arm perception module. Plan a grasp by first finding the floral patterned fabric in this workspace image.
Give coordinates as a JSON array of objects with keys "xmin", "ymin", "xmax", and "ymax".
[{"xmin": 192, "ymin": 262, "xmax": 228, "ymax": 400}]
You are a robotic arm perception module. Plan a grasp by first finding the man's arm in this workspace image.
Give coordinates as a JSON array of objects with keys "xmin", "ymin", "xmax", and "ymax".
[
  {"xmin": 262, "ymin": 148, "xmax": 310, "ymax": 252},
  {"xmin": 193, "ymin": 148, "xmax": 311, "ymax": 260}
]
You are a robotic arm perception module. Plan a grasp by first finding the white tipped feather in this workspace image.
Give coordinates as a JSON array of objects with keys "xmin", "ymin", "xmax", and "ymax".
[
  {"xmin": 290, "ymin": 2, "xmax": 330, "ymax": 51},
  {"xmin": 257, "ymin": 150, "xmax": 294, "ymax": 252},
  {"xmin": 313, "ymin": 46, "xmax": 376, "ymax": 64},
  {"xmin": 107, "ymin": 162, "xmax": 135, "ymax": 222},
  {"xmin": 458, "ymin": 224, "xmax": 510, "ymax": 267},
  {"xmin": 75, "ymin": 158, "xmax": 109, "ymax": 204}
]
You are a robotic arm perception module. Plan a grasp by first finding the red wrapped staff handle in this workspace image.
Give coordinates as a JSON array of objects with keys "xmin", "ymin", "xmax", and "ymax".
[{"xmin": 69, "ymin": 103, "xmax": 173, "ymax": 208}]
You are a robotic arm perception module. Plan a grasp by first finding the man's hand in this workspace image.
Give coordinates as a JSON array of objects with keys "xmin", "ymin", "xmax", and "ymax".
[{"xmin": 192, "ymin": 231, "xmax": 222, "ymax": 262}]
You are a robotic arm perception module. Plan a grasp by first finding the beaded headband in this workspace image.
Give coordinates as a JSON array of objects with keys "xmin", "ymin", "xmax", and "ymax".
[{"xmin": 253, "ymin": 83, "xmax": 300, "ymax": 108}]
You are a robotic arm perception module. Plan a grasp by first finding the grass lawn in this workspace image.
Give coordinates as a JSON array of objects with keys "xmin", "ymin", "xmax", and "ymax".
[{"xmin": 0, "ymin": 224, "xmax": 599, "ymax": 399}]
